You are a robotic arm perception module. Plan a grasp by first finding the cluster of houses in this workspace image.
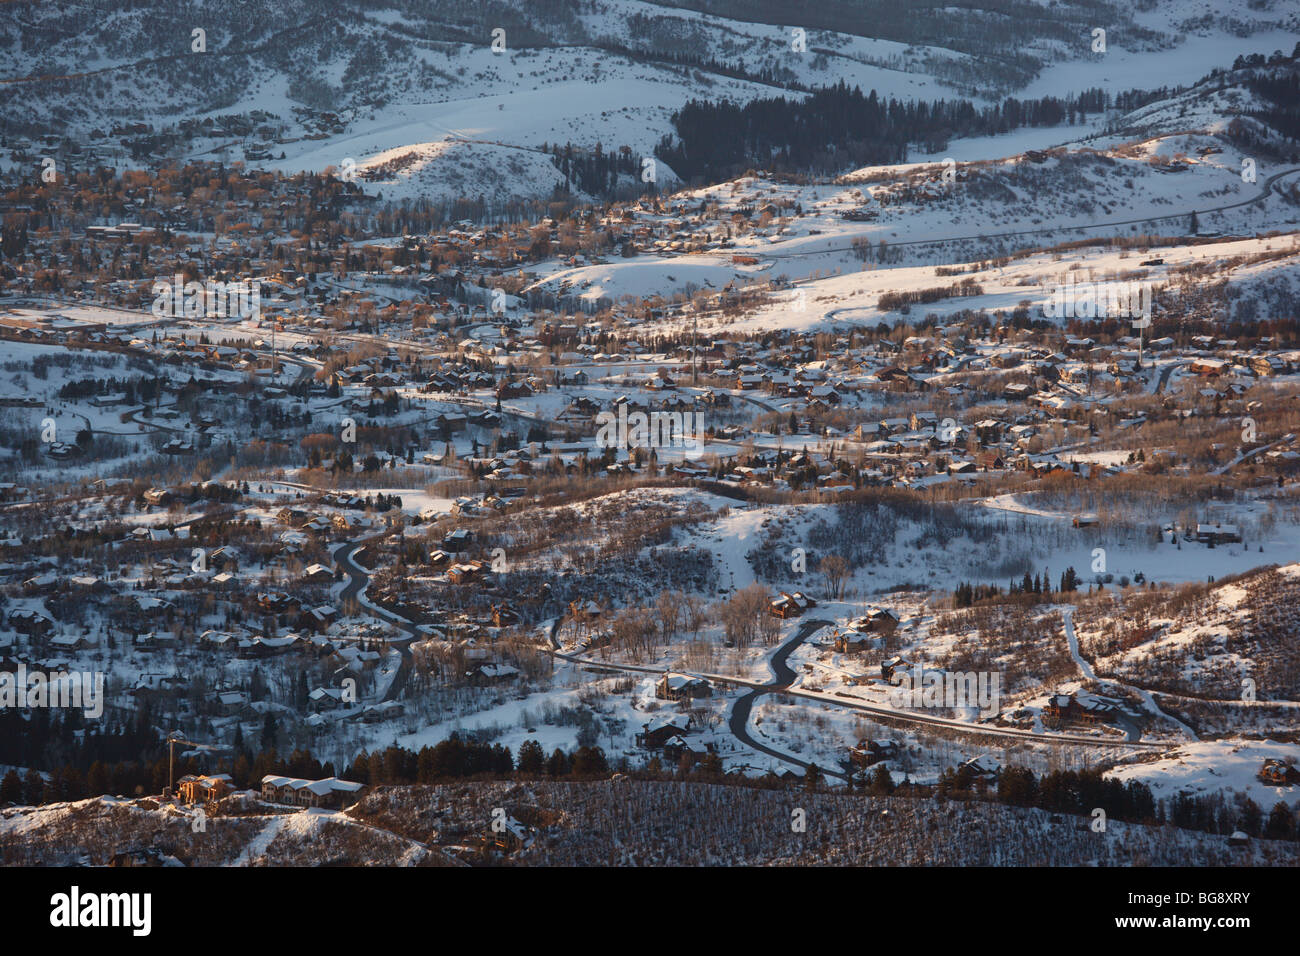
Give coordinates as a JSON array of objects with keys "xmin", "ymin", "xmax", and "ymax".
[{"xmin": 260, "ymin": 774, "xmax": 367, "ymax": 809}]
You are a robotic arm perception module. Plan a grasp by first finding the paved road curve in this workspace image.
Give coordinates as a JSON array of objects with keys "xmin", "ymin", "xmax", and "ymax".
[
  {"xmin": 333, "ymin": 537, "xmax": 418, "ymax": 703},
  {"xmin": 727, "ymin": 618, "xmax": 848, "ymax": 780}
]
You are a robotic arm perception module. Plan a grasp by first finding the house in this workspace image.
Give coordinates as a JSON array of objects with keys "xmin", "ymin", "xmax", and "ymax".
[
  {"xmin": 635, "ymin": 713, "xmax": 694, "ymax": 749},
  {"xmin": 308, "ymin": 687, "xmax": 350, "ymax": 711},
  {"xmin": 849, "ymin": 738, "xmax": 899, "ymax": 768},
  {"xmin": 1258, "ymin": 758, "xmax": 1295, "ymax": 785},
  {"xmin": 49, "ymin": 633, "xmax": 90, "ymax": 652},
  {"xmin": 1043, "ymin": 692, "xmax": 1119, "ymax": 725},
  {"xmin": 486, "ymin": 814, "xmax": 534, "ymax": 854},
  {"xmin": 260, "ymin": 774, "xmax": 367, "ymax": 809},
  {"xmin": 880, "ymin": 656, "xmax": 907, "ymax": 681},
  {"xmin": 960, "ymin": 755, "xmax": 1000, "ymax": 781},
  {"xmin": 466, "ymin": 663, "xmax": 521, "ymax": 685},
  {"xmin": 491, "ymin": 604, "xmax": 521, "ymax": 627},
  {"xmin": 108, "ymin": 848, "xmax": 173, "ymax": 867},
  {"xmin": 769, "ymin": 591, "xmax": 816, "ymax": 619},
  {"xmin": 662, "ymin": 734, "xmax": 715, "ymax": 762},
  {"xmin": 496, "ymin": 380, "xmax": 533, "ymax": 400},
  {"xmin": 217, "ymin": 691, "xmax": 250, "ymax": 716},
  {"xmin": 448, "ymin": 560, "xmax": 488, "ymax": 585},
  {"xmin": 302, "ymin": 563, "xmax": 334, "ymax": 582},
  {"xmin": 209, "ymin": 546, "xmax": 240, "ymax": 572},
  {"xmin": 857, "ymin": 606, "xmax": 899, "ymax": 635},
  {"xmin": 0, "ymin": 484, "xmax": 28, "ymax": 503},
  {"xmin": 655, "ymin": 673, "xmax": 712, "ymax": 701},
  {"xmin": 442, "ymin": 528, "xmax": 475, "ymax": 552},
  {"xmin": 176, "ymin": 773, "xmax": 234, "ymax": 804},
  {"xmin": 834, "ymin": 631, "xmax": 874, "ymax": 653},
  {"xmin": 1195, "ymin": 524, "xmax": 1241, "ymax": 545},
  {"xmin": 357, "ymin": 700, "xmax": 403, "ymax": 723},
  {"xmin": 256, "ymin": 591, "xmax": 298, "ymax": 613},
  {"xmin": 299, "ymin": 605, "xmax": 338, "ymax": 632},
  {"xmin": 1190, "ymin": 358, "xmax": 1227, "ymax": 377},
  {"xmin": 9, "ymin": 609, "xmax": 54, "ymax": 638},
  {"xmin": 568, "ymin": 599, "xmax": 601, "ymax": 621}
]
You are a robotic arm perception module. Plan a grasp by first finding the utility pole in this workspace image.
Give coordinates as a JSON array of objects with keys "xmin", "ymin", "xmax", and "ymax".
[
  {"xmin": 166, "ymin": 731, "xmax": 195, "ymax": 799},
  {"xmin": 692, "ymin": 307, "xmax": 698, "ymax": 387}
]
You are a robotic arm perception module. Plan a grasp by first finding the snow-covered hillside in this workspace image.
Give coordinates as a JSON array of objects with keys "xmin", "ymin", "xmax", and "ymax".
[{"xmin": 2, "ymin": 0, "xmax": 1297, "ymax": 202}]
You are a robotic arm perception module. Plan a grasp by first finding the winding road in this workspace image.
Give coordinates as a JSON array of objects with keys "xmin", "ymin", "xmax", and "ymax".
[
  {"xmin": 550, "ymin": 612, "xmax": 1168, "ymax": 781},
  {"xmin": 1061, "ymin": 606, "xmax": 1198, "ymax": 741},
  {"xmin": 727, "ymin": 618, "xmax": 848, "ymax": 780},
  {"xmin": 333, "ymin": 537, "xmax": 419, "ymax": 703}
]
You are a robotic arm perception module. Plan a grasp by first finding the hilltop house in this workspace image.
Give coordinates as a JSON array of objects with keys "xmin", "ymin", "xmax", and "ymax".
[
  {"xmin": 176, "ymin": 773, "xmax": 235, "ymax": 804},
  {"xmin": 261, "ymin": 774, "xmax": 366, "ymax": 809}
]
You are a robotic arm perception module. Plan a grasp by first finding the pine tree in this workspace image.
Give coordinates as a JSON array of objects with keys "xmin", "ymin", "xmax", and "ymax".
[
  {"xmin": 0, "ymin": 769, "xmax": 21, "ymax": 804},
  {"xmin": 870, "ymin": 764, "xmax": 894, "ymax": 795},
  {"xmin": 516, "ymin": 739, "xmax": 545, "ymax": 775},
  {"xmin": 1265, "ymin": 801, "xmax": 1295, "ymax": 839},
  {"xmin": 260, "ymin": 713, "xmax": 278, "ymax": 751}
]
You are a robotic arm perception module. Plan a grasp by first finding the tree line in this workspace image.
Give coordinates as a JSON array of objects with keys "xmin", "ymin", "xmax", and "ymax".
[{"xmin": 657, "ymin": 81, "xmax": 1114, "ymax": 182}]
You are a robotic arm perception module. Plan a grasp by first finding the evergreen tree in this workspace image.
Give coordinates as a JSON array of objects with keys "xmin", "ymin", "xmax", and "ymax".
[
  {"xmin": 516, "ymin": 739, "xmax": 545, "ymax": 775},
  {"xmin": 870, "ymin": 764, "xmax": 894, "ymax": 795},
  {"xmin": 0, "ymin": 769, "xmax": 21, "ymax": 804},
  {"xmin": 260, "ymin": 713, "xmax": 278, "ymax": 751},
  {"xmin": 1265, "ymin": 801, "xmax": 1295, "ymax": 840}
]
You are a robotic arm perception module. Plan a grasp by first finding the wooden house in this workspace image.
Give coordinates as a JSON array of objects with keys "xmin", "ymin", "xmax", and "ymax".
[{"xmin": 656, "ymin": 673, "xmax": 712, "ymax": 701}]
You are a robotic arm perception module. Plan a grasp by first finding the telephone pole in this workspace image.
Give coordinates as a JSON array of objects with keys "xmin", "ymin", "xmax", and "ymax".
[
  {"xmin": 692, "ymin": 307, "xmax": 698, "ymax": 387},
  {"xmin": 165, "ymin": 731, "xmax": 195, "ymax": 799}
]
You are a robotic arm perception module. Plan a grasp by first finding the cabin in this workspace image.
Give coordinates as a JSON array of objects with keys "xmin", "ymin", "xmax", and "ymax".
[
  {"xmin": 108, "ymin": 848, "xmax": 172, "ymax": 867},
  {"xmin": 1195, "ymin": 524, "xmax": 1241, "ymax": 545},
  {"xmin": 466, "ymin": 662, "xmax": 521, "ymax": 686},
  {"xmin": 302, "ymin": 563, "xmax": 334, "ymax": 582},
  {"xmin": 636, "ymin": 714, "xmax": 694, "ymax": 750},
  {"xmin": 834, "ymin": 631, "xmax": 874, "ymax": 653},
  {"xmin": 662, "ymin": 734, "xmax": 715, "ymax": 762},
  {"xmin": 447, "ymin": 560, "xmax": 487, "ymax": 585},
  {"xmin": 857, "ymin": 606, "xmax": 899, "ymax": 635},
  {"xmin": 1258, "ymin": 758, "xmax": 1295, "ymax": 785},
  {"xmin": 960, "ymin": 755, "xmax": 1000, "ymax": 782},
  {"xmin": 442, "ymin": 528, "xmax": 475, "ymax": 553},
  {"xmin": 769, "ymin": 591, "xmax": 816, "ymax": 619},
  {"xmin": 849, "ymin": 738, "xmax": 899, "ymax": 768},
  {"xmin": 8, "ymin": 609, "xmax": 54, "ymax": 638},
  {"xmin": 486, "ymin": 815, "xmax": 533, "ymax": 854},
  {"xmin": 880, "ymin": 656, "xmax": 907, "ymax": 681},
  {"xmin": 1043, "ymin": 692, "xmax": 1118, "ymax": 725},
  {"xmin": 1190, "ymin": 358, "xmax": 1227, "ymax": 377},
  {"xmin": 655, "ymin": 673, "xmax": 712, "ymax": 702}
]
